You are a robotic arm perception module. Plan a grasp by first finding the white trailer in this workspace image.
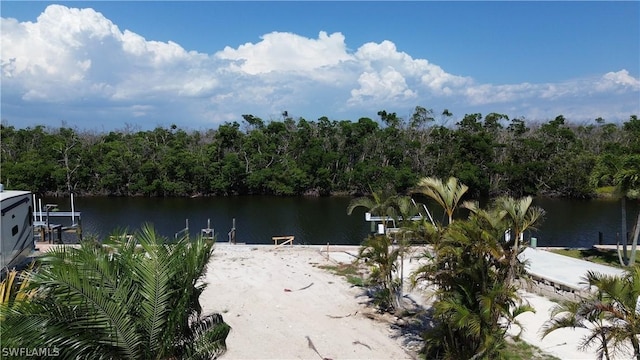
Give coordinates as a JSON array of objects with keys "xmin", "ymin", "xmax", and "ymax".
[{"xmin": 1, "ymin": 186, "xmax": 34, "ymax": 271}]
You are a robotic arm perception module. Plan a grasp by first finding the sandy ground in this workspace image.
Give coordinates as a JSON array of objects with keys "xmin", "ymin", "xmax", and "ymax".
[
  {"xmin": 200, "ymin": 244, "xmax": 413, "ymax": 360},
  {"xmin": 199, "ymin": 243, "xmax": 640, "ymax": 360},
  {"xmin": 36, "ymin": 242, "xmax": 632, "ymax": 359}
]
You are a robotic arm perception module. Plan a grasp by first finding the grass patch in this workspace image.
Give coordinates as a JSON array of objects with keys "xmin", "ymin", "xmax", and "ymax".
[
  {"xmin": 549, "ymin": 248, "xmax": 623, "ymax": 268},
  {"xmin": 317, "ymin": 263, "xmax": 366, "ymax": 287},
  {"xmin": 594, "ymin": 186, "xmax": 618, "ymax": 198},
  {"xmin": 504, "ymin": 338, "xmax": 561, "ymax": 360}
]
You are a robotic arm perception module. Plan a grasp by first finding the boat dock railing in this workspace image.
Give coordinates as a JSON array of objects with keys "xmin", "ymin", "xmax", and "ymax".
[
  {"xmin": 33, "ymin": 211, "xmax": 82, "ymax": 243},
  {"xmin": 32, "ymin": 194, "xmax": 82, "ymax": 243}
]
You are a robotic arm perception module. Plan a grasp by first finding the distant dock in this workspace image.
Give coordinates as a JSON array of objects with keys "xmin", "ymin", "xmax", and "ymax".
[{"xmin": 32, "ymin": 194, "xmax": 83, "ymax": 244}]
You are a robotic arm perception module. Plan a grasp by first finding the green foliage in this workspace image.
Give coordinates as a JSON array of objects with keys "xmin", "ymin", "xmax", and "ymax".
[
  {"xmin": 542, "ymin": 267, "xmax": 640, "ymax": 360},
  {"xmin": 503, "ymin": 339, "xmax": 561, "ymax": 360},
  {"xmin": 1, "ymin": 111, "xmax": 638, "ymax": 198},
  {"xmin": 411, "ymin": 196, "xmax": 537, "ymax": 360},
  {"xmin": 548, "ymin": 248, "xmax": 622, "ymax": 268},
  {"xmin": 0, "ymin": 225, "xmax": 230, "ymax": 359},
  {"xmin": 358, "ymin": 234, "xmax": 403, "ymax": 312},
  {"xmin": 413, "ymin": 176, "xmax": 469, "ymax": 224},
  {"xmin": 317, "ymin": 263, "xmax": 366, "ymax": 287}
]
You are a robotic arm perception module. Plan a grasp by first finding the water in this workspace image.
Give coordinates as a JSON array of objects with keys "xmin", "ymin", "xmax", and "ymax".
[
  {"xmin": 40, "ymin": 195, "xmax": 639, "ymax": 248},
  {"xmin": 532, "ymin": 197, "xmax": 638, "ymax": 248}
]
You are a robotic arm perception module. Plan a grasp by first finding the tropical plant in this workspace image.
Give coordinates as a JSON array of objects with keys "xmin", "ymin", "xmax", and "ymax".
[
  {"xmin": 358, "ymin": 234, "xmax": 404, "ymax": 312},
  {"xmin": 480, "ymin": 196, "xmax": 544, "ymax": 284},
  {"xmin": 413, "ymin": 176, "xmax": 469, "ymax": 224},
  {"xmin": 542, "ymin": 267, "xmax": 640, "ymax": 360},
  {"xmin": 614, "ymin": 154, "xmax": 640, "ymax": 267},
  {"xmin": 0, "ymin": 268, "xmax": 36, "ymax": 316},
  {"xmin": 349, "ymin": 190, "xmax": 427, "ymax": 311},
  {"xmin": 411, "ymin": 206, "xmax": 533, "ymax": 359},
  {"xmin": 0, "ymin": 224, "xmax": 230, "ymax": 359},
  {"xmin": 347, "ymin": 186, "xmax": 399, "ymax": 232}
]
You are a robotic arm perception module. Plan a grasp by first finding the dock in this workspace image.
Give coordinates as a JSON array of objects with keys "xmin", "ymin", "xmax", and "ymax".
[
  {"xmin": 33, "ymin": 211, "xmax": 82, "ymax": 243},
  {"xmin": 518, "ymin": 247, "xmax": 626, "ymax": 299},
  {"xmin": 32, "ymin": 194, "xmax": 83, "ymax": 244}
]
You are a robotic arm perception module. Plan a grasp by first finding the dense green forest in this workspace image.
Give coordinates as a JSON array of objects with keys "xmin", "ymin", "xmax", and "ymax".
[{"xmin": 1, "ymin": 109, "xmax": 638, "ymax": 198}]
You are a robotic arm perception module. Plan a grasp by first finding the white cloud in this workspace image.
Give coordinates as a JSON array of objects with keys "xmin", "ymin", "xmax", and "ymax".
[
  {"xmin": 0, "ymin": 4, "xmax": 638, "ymax": 130},
  {"xmin": 216, "ymin": 31, "xmax": 354, "ymax": 76},
  {"xmin": 596, "ymin": 70, "xmax": 640, "ymax": 91},
  {"xmin": 352, "ymin": 40, "xmax": 472, "ymax": 97},
  {"xmin": 1, "ymin": 4, "xmax": 216, "ymax": 106},
  {"xmin": 349, "ymin": 67, "xmax": 417, "ymax": 105}
]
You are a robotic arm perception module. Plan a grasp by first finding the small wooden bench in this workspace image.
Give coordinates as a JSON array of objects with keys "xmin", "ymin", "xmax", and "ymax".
[{"xmin": 272, "ymin": 236, "xmax": 294, "ymax": 246}]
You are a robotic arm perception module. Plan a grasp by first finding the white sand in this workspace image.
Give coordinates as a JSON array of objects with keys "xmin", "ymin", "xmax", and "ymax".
[
  {"xmin": 200, "ymin": 244, "xmax": 412, "ymax": 360},
  {"xmin": 199, "ymin": 244, "xmax": 631, "ymax": 360}
]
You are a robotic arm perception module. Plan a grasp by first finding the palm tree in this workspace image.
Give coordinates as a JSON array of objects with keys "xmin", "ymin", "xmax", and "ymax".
[
  {"xmin": 614, "ymin": 154, "xmax": 640, "ymax": 266},
  {"xmin": 542, "ymin": 267, "xmax": 640, "ymax": 360},
  {"xmin": 413, "ymin": 176, "xmax": 469, "ymax": 225},
  {"xmin": 347, "ymin": 187, "xmax": 398, "ymax": 232},
  {"xmin": 358, "ymin": 234, "xmax": 404, "ymax": 311},
  {"xmin": 0, "ymin": 268, "xmax": 36, "ymax": 319},
  {"xmin": 411, "ymin": 212, "xmax": 533, "ymax": 359},
  {"xmin": 463, "ymin": 196, "xmax": 544, "ymax": 287},
  {"xmin": 0, "ymin": 224, "xmax": 230, "ymax": 359},
  {"xmin": 493, "ymin": 196, "xmax": 545, "ymax": 284},
  {"xmin": 348, "ymin": 189, "xmax": 414, "ymax": 311}
]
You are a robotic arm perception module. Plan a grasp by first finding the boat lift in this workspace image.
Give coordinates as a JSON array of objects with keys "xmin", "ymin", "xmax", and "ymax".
[
  {"xmin": 32, "ymin": 193, "xmax": 82, "ymax": 243},
  {"xmin": 364, "ymin": 200, "xmax": 437, "ymax": 235},
  {"xmin": 176, "ymin": 218, "xmax": 237, "ymax": 243}
]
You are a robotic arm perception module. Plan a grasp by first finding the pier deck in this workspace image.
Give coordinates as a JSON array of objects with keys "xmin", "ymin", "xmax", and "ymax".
[{"xmin": 519, "ymin": 247, "xmax": 626, "ymax": 292}]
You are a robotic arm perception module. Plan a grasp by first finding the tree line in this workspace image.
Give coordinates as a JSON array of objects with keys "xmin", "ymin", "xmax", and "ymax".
[{"xmin": 1, "ymin": 109, "xmax": 638, "ymax": 198}]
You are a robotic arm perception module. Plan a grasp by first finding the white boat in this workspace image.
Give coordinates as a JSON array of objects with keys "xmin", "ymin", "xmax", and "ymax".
[{"xmin": 0, "ymin": 185, "xmax": 34, "ymax": 272}]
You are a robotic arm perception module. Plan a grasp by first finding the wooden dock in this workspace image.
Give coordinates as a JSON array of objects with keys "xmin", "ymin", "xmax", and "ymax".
[{"xmin": 33, "ymin": 210, "xmax": 82, "ymax": 244}]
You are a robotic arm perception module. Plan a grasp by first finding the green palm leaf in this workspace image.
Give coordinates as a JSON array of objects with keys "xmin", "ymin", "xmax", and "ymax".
[{"xmin": 1, "ymin": 224, "xmax": 228, "ymax": 359}]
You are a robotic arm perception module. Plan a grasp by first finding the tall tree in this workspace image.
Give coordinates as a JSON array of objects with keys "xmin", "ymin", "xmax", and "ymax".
[
  {"xmin": 492, "ymin": 196, "xmax": 545, "ymax": 284},
  {"xmin": 615, "ymin": 154, "xmax": 640, "ymax": 266}
]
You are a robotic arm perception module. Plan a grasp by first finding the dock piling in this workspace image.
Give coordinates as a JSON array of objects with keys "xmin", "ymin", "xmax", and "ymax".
[{"xmin": 228, "ymin": 218, "xmax": 237, "ymax": 244}]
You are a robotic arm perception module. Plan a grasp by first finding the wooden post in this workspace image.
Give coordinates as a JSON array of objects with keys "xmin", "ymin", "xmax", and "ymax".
[
  {"xmin": 232, "ymin": 218, "xmax": 236, "ymax": 244},
  {"xmin": 227, "ymin": 218, "xmax": 237, "ymax": 244}
]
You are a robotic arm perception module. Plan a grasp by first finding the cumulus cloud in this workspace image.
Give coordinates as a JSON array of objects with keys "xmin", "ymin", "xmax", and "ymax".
[
  {"xmin": 216, "ymin": 31, "xmax": 354, "ymax": 76},
  {"xmin": 596, "ymin": 70, "xmax": 640, "ymax": 91},
  {"xmin": 349, "ymin": 67, "xmax": 417, "ymax": 105},
  {"xmin": 0, "ymin": 4, "xmax": 638, "ymax": 130}
]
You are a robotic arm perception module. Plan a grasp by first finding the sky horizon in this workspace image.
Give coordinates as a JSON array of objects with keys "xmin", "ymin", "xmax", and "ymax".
[{"xmin": 1, "ymin": 1, "xmax": 639, "ymax": 132}]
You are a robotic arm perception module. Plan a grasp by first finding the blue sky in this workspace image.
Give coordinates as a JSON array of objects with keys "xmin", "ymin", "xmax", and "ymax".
[{"xmin": 1, "ymin": 1, "xmax": 638, "ymax": 131}]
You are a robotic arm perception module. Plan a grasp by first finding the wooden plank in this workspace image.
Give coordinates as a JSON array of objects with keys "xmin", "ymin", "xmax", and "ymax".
[{"xmin": 272, "ymin": 236, "xmax": 294, "ymax": 246}]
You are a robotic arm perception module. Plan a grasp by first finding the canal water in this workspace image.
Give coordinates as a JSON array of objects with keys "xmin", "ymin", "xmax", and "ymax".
[{"xmin": 42, "ymin": 195, "xmax": 639, "ymax": 248}]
